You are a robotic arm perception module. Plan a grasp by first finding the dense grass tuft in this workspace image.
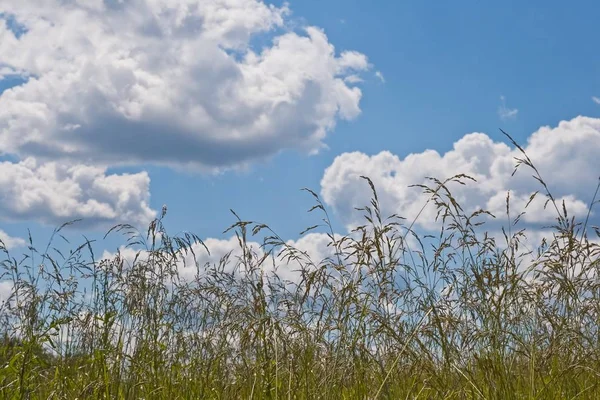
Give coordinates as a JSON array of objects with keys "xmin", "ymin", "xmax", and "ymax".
[{"xmin": 1, "ymin": 137, "xmax": 600, "ymax": 399}]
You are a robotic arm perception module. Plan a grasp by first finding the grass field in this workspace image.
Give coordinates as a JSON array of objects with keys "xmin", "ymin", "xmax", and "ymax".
[{"xmin": 1, "ymin": 140, "xmax": 599, "ymax": 399}]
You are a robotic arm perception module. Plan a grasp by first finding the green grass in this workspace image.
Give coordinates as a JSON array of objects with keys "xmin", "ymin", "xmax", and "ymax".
[{"xmin": 1, "ymin": 136, "xmax": 599, "ymax": 399}]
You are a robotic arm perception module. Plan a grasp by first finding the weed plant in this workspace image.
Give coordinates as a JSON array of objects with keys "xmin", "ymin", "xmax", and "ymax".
[{"xmin": 0, "ymin": 135, "xmax": 599, "ymax": 399}]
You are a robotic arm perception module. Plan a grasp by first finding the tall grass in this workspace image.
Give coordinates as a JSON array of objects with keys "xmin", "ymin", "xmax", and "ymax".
[{"xmin": 0, "ymin": 136, "xmax": 599, "ymax": 399}]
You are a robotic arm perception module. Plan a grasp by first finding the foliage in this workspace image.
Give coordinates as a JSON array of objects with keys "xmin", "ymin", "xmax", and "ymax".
[{"xmin": 0, "ymin": 134, "xmax": 599, "ymax": 399}]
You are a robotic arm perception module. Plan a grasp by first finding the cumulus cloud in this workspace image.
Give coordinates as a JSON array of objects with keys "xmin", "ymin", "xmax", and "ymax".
[
  {"xmin": 178, "ymin": 233, "xmax": 343, "ymax": 283},
  {"xmin": 0, "ymin": 158, "xmax": 155, "ymax": 227},
  {"xmin": 0, "ymin": 0, "xmax": 371, "ymax": 170},
  {"xmin": 101, "ymin": 231, "xmax": 341, "ymax": 285},
  {"xmin": 0, "ymin": 281, "xmax": 12, "ymax": 304},
  {"xmin": 321, "ymin": 116, "xmax": 600, "ymax": 232},
  {"xmin": 179, "ymin": 236, "xmax": 264, "ymax": 281},
  {"xmin": 0, "ymin": 229, "xmax": 26, "ymax": 250},
  {"xmin": 593, "ymin": 96, "xmax": 600, "ymax": 105}
]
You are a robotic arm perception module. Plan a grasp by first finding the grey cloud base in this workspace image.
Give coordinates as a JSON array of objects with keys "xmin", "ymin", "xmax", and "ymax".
[{"xmin": 0, "ymin": 1, "xmax": 369, "ymax": 170}]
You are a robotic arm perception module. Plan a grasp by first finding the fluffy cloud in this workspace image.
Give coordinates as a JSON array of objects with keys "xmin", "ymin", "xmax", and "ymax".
[
  {"xmin": 179, "ymin": 236, "xmax": 264, "ymax": 281},
  {"xmin": 101, "ymin": 231, "xmax": 341, "ymax": 284},
  {"xmin": 178, "ymin": 233, "xmax": 342, "ymax": 283},
  {"xmin": 0, "ymin": 281, "xmax": 12, "ymax": 304},
  {"xmin": 0, "ymin": 158, "xmax": 155, "ymax": 227},
  {"xmin": 321, "ymin": 116, "xmax": 600, "ymax": 232},
  {"xmin": 0, "ymin": 0, "xmax": 370, "ymax": 170},
  {"xmin": 0, "ymin": 229, "xmax": 26, "ymax": 250}
]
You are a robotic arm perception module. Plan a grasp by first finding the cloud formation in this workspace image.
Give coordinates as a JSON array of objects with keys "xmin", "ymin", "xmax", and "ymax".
[
  {"xmin": 0, "ymin": 229, "xmax": 26, "ymax": 250},
  {"xmin": 321, "ymin": 116, "xmax": 600, "ymax": 231},
  {"xmin": 178, "ymin": 232, "xmax": 343, "ymax": 283},
  {"xmin": 0, "ymin": 0, "xmax": 370, "ymax": 170},
  {"xmin": 0, "ymin": 158, "xmax": 155, "ymax": 227},
  {"xmin": 0, "ymin": 281, "xmax": 12, "ymax": 304},
  {"xmin": 498, "ymin": 95, "xmax": 518, "ymax": 120},
  {"xmin": 102, "ymin": 231, "xmax": 341, "ymax": 285}
]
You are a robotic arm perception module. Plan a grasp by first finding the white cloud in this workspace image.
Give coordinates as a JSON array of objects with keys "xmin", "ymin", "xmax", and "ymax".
[
  {"xmin": 102, "ymin": 236, "xmax": 264, "ymax": 281},
  {"xmin": 0, "ymin": 158, "xmax": 155, "ymax": 227},
  {"xmin": 180, "ymin": 236, "xmax": 264, "ymax": 281},
  {"xmin": 101, "ymin": 231, "xmax": 341, "ymax": 285},
  {"xmin": 100, "ymin": 246, "xmax": 149, "ymax": 268},
  {"xmin": 498, "ymin": 95, "xmax": 518, "ymax": 120},
  {"xmin": 337, "ymin": 50, "xmax": 369, "ymax": 73},
  {"xmin": 0, "ymin": 281, "xmax": 12, "ymax": 303},
  {"xmin": 344, "ymin": 75, "xmax": 363, "ymax": 84},
  {"xmin": 0, "ymin": 229, "xmax": 26, "ymax": 250},
  {"xmin": 375, "ymin": 71, "xmax": 385, "ymax": 83},
  {"xmin": 0, "ymin": 1, "xmax": 371, "ymax": 226},
  {"xmin": 278, "ymin": 232, "xmax": 344, "ymax": 282},
  {"xmin": 592, "ymin": 96, "xmax": 600, "ymax": 105},
  {"xmin": 321, "ymin": 116, "xmax": 600, "ymax": 232},
  {"xmin": 180, "ymin": 233, "xmax": 340, "ymax": 283},
  {"xmin": 0, "ymin": 1, "xmax": 371, "ymax": 170}
]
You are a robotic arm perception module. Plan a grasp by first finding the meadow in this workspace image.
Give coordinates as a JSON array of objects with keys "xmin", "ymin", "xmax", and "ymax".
[{"xmin": 1, "ymin": 137, "xmax": 599, "ymax": 399}]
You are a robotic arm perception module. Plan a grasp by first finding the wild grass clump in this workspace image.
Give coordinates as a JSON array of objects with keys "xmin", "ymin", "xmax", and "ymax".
[{"xmin": 0, "ymin": 136, "xmax": 599, "ymax": 399}]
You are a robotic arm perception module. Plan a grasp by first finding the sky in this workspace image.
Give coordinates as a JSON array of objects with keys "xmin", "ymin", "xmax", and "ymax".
[{"xmin": 1, "ymin": 0, "xmax": 600, "ymax": 275}]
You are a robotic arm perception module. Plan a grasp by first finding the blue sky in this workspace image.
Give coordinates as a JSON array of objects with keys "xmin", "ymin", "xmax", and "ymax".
[{"xmin": 1, "ymin": 0, "xmax": 599, "ymax": 264}]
